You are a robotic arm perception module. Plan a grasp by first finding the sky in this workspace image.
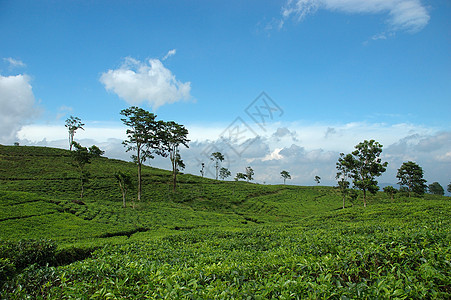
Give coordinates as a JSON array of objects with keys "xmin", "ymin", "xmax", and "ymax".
[{"xmin": 1, "ymin": 0, "xmax": 450, "ymax": 189}]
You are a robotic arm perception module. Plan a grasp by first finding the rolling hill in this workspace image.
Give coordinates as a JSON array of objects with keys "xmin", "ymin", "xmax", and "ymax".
[{"xmin": 0, "ymin": 145, "xmax": 449, "ymax": 298}]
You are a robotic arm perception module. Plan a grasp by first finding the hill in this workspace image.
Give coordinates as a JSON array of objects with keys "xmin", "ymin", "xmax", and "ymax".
[{"xmin": 0, "ymin": 145, "xmax": 450, "ymax": 298}]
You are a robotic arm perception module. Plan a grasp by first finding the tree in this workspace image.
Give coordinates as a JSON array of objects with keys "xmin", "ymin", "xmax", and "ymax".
[
  {"xmin": 161, "ymin": 121, "xmax": 189, "ymax": 192},
  {"xmin": 88, "ymin": 145, "xmax": 105, "ymax": 157},
  {"xmin": 200, "ymin": 163, "xmax": 205, "ymax": 177},
  {"xmin": 336, "ymin": 153, "xmax": 355, "ymax": 209},
  {"xmin": 245, "ymin": 166, "xmax": 254, "ymax": 182},
  {"xmin": 383, "ymin": 186, "xmax": 397, "ymax": 200},
  {"xmin": 314, "ymin": 176, "xmax": 321, "ymax": 185},
  {"xmin": 235, "ymin": 172, "xmax": 247, "ymax": 181},
  {"xmin": 280, "ymin": 170, "xmax": 291, "ymax": 185},
  {"xmin": 114, "ymin": 171, "xmax": 134, "ymax": 208},
  {"xmin": 65, "ymin": 116, "xmax": 85, "ymax": 151},
  {"xmin": 121, "ymin": 106, "xmax": 166, "ymax": 201},
  {"xmin": 428, "ymin": 182, "xmax": 444, "ymax": 196},
  {"xmin": 342, "ymin": 140, "xmax": 388, "ymax": 207},
  {"xmin": 71, "ymin": 142, "xmax": 102, "ymax": 201},
  {"xmin": 219, "ymin": 167, "xmax": 231, "ymax": 180},
  {"xmin": 396, "ymin": 161, "xmax": 427, "ymax": 197},
  {"xmin": 448, "ymin": 183, "xmax": 451, "ymax": 194},
  {"xmin": 210, "ymin": 152, "xmax": 224, "ymax": 180}
]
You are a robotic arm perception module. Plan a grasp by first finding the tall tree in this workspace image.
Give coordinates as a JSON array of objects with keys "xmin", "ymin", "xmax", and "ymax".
[
  {"xmin": 210, "ymin": 152, "xmax": 224, "ymax": 180},
  {"xmin": 280, "ymin": 170, "xmax": 291, "ymax": 185},
  {"xmin": 245, "ymin": 166, "xmax": 254, "ymax": 182},
  {"xmin": 65, "ymin": 116, "xmax": 85, "ymax": 151},
  {"xmin": 219, "ymin": 167, "xmax": 231, "ymax": 180},
  {"xmin": 314, "ymin": 175, "xmax": 321, "ymax": 185},
  {"xmin": 162, "ymin": 121, "xmax": 189, "ymax": 192},
  {"xmin": 114, "ymin": 171, "xmax": 134, "ymax": 208},
  {"xmin": 448, "ymin": 182, "xmax": 451, "ymax": 194},
  {"xmin": 396, "ymin": 161, "xmax": 427, "ymax": 197},
  {"xmin": 428, "ymin": 182, "xmax": 444, "ymax": 196},
  {"xmin": 344, "ymin": 140, "xmax": 388, "ymax": 207},
  {"xmin": 120, "ymin": 106, "xmax": 165, "ymax": 201},
  {"xmin": 336, "ymin": 153, "xmax": 355, "ymax": 209}
]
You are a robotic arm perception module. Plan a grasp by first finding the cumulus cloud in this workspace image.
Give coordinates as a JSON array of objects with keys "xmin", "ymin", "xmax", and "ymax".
[
  {"xmin": 281, "ymin": 0, "xmax": 430, "ymax": 33},
  {"xmin": 100, "ymin": 55, "xmax": 191, "ymax": 110},
  {"xmin": 0, "ymin": 74, "xmax": 39, "ymax": 144}
]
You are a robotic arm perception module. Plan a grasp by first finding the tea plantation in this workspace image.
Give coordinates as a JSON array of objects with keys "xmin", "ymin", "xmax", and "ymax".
[{"xmin": 0, "ymin": 145, "xmax": 449, "ymax": 298}]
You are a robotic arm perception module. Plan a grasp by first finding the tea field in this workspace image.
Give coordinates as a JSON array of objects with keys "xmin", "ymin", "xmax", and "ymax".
[{"xmin": 0, "ymin": 145, "xmax": 450, "ymax": 298}]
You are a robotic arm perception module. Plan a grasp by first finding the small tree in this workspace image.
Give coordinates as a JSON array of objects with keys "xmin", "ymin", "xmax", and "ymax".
[
  {"xmin": 245, "ymin": 166, "xmax": 254, "ymax": 182},
  {"xmin": 428, "ymin": 182, "xmax": 444, "ymax": 196},
  {"xmin": 219, "ymin": 167, "xmax": 231, "ymax": 180},
  {"xmin": 235, "ymin": 172, "xmax": 247, "ymax": 181},
  {"xmin": 280, "ymin": 170, "xmax": 291, "ymax": 185},
  {"xmin": 396, "ymin": 161, "xmax": 427, "ymax": 197},
  {"xmin": 210, "ymin": 152, "xmax": 224, "ymax": 180},
  {"xmin": 161, "ymin": 121, "xmax": 189, "ymax": 192},
  {"xmin": 345, "ymin": 140, "xmax": 388, "ymax": 207},
  {"xmin": 114, "ymin": 171, "xmax": 134, "ymax": 208},
  {"xmin": 65, "ymin": 116, "xmax": 85, "ymax": 151},
  {"xmin": 314, "ymin": 176, "xmax": 321, "ymax": 185},
  {"xmin": 336, "ymin": 153, "xmax": 355, "ymax": 209},
  {"xmin": 448, "ymin": 182, "xmax": 451, "ymax": 194},
  {"xmin": 200, "ymin": 163, "xmax": 205, "ymax": 177},
  {"xmin": 71, "ymin": 142, "xmax": 102, "ymax": 201},
  {"xmin": 383, "ymin": 186, "xmax": 397, "ymax": 200}
]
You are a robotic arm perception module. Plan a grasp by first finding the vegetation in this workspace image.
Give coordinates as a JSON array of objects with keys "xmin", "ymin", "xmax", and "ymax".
[
  {"xmin": 397, "ymin": 161, "xmax": 427, "ymax": 197},
  {"xmin": 280, "ymin": 170, "xmax": 291, "ymax": 185},
  {"xmin": 210, "ymin": 152, "xmax": 224, "ymax": 180},
  {"xmin": 65, "ymin": 116, "xmax": 84, "ymax": 151},
  {"xmin": 429, "ymin": 182, "xmax": 445, "ymax": 196},
  {"xmin": 0, "ymin": 145, "xmax": 450, "ymax": 298},
  {"xmin": 383, "ymin": 186, "xmax": 397, "ymax": 200},
  {"xmin": 314, "ymin": 175, "xmax": 321, "ymax": 185}
]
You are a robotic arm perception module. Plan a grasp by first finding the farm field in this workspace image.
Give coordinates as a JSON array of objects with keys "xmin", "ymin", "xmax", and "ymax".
[{"xmin": 0, "ymin": 145, "xmax": 450, "ymax": 298}]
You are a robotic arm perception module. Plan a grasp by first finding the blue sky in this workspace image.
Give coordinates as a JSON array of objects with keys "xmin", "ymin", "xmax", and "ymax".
[{"xmin": 1, "ymin": 0, "xmax": 450, "ymax": 188}]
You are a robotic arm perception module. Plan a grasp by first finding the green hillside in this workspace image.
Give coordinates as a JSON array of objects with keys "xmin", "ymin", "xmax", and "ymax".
[{"xmin": 0, "ymin": 145, "xmax": 450, "ymax": 298}]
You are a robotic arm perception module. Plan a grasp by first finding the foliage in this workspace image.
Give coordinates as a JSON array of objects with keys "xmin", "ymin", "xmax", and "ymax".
[
  {"xmin": 120, "ymin": 106, "xmax": 166, "ymax": 201},
  {"xmin": 245, "ymin": 166, "xmax": 254, "ymax": 182},
  {"xmin": 161, "ymin": 121, "xmax": 189, "ymax": 192},
  {"xmin": 340, "ymin": 140, "xmax": 387, "ymax": 207},
  {"xmin": 428, "ymin": 182, "xmax": 444, "ymax": 196},
  {"xmin": 0, "ymin": 145, "xmax": 450, "ymax": 299},
  {"xmin": 280, "ymin": 170, "xmax": 291, "ymax": 184},
  {"xmin": 336, "ymin": 153, "xmax": 355, "ymax": 209},
  {"xmin": 65, "ymin": 116, "xmax": 84, "ymax": 151},
  {"xmin": 383, "ymin": 186, "xmax": 397, "ymax": 200},
  {"xmin": 397, "ymin": 161, "xmax": 427, "ymax": 197},
  {"xmin": 210, "ymin": 152, "xmax": 224, "ymax": 180},
  {"xmin": 314, "ymin": 175, "xmax": 321, "ymax": 185},
  {"xmin": 219, "ymin": 167, "xmax": 231, "ymax": 180},
  {"xmin": 235, "ymin": 172, "xmax": 247, "ymax": 181},
  {"xmin": 114, "ymin": 171, "xmax": 134, "ymax": 208}
]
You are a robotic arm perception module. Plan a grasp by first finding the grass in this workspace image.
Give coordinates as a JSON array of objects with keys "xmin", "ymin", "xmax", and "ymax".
[{"xmin": 0, "ymin": 145, "xmax": 450, "ymax": 298}]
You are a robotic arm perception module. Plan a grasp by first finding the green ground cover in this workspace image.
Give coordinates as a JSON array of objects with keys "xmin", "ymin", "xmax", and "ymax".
[{"xmin": 0, "ymin": 145, "xmax": 449, "ymax": 298}]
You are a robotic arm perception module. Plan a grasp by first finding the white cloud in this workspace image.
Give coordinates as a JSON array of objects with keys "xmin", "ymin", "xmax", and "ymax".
[
  {"xmin": 281, "ymin": 0, "xmax": 430, "ymax": 33},
  {"xmin": 3, "ymin": 57, "xmax": 26, "ymax": 68},
  {"xmin": 100, "ymin": 55, "xmax": 191, "ymax": 110},
  {"xmin": 162, "ymin": 49, "xmax": 176, "ymax": 61},
  {"xmin": 0, "ymin": 74, "xmax": 39, "ymax": 144}
]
